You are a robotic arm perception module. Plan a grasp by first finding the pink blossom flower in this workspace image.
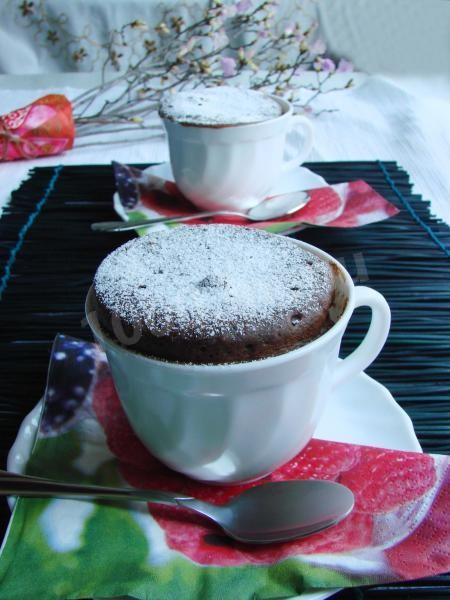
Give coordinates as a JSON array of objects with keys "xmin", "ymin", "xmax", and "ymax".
[
  {"xmin": 236, "ymin": 0, "xmax": 252, "ymax": 13},
  {"xmin": 300, "ymin": 105, "xmax": 313, "ymax": 115},
  {"xmin": 321, "ymin": 58, "xmax": 336, "ymax": 72},
  {"xmin": 337, "ymin": 58, "xmax": 354, "ymax": 73},
  {"xmin": 314, "ymin": 57, "xmax": 335, "ymax": 72},
  {"xmin": 220, "ymin": 56, "xmax": 237, "ymax": 77},
  {"xmin": 310, "ymin": 38, "xmax": 326, "ymax": 55}
]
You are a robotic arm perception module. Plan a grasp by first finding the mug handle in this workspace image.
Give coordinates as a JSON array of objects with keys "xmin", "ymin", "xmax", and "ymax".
[
  {"xmin": 332, "ymin": 286, "xmax": 391, "ymax": 388},
  {"xmin": 282, "ymin": 115, "xmax": 314, "ymax": 172}
]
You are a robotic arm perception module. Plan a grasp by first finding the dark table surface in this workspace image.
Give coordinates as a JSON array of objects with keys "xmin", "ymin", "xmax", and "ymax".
[{"xmin": 0, "ymin": 161, "xmax": 449, "ymax": 599}]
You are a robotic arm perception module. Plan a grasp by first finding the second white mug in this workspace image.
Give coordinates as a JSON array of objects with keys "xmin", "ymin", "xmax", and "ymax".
[{"xmin": 162, "ymin": 94, "xmax": 314, "ymax": 212}]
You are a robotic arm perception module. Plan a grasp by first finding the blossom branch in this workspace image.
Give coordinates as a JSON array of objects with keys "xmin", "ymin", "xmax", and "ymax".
[{"xmin": 65, "ymin": 0, "xmax": 354, "ymax": 137}]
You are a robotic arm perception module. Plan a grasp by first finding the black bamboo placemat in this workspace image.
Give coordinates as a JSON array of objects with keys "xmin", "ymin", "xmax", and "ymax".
[{"xmin": 0, "ymin": 161, "xmax": 449, "ymax": 599}]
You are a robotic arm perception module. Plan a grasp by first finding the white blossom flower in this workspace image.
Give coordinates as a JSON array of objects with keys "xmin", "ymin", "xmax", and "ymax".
[
  {"xmin": 155, "ymin": 22, "xmax": 170, "ymax": 35},
  {"xmin": 283, "ymin": 22, "xmax": 295, "ymax": 36}
]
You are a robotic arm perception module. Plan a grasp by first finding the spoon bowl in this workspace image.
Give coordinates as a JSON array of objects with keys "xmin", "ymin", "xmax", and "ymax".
[
  {"xmin": 0, "ymin": 470, "xmax": 353, "ymax": 544},
  {"xmin": 197, "ymin": 480, "xmax": 355, "ymax": 544}
]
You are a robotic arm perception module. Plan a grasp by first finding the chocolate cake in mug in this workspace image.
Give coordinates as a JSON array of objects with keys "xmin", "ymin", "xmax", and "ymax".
[
  {"xmin": 158, "ymin": 87, "xmax": 314, "ymax": 212},
  {"xmin": 93, "ymin": 225, "xmax": 336, "ymax": 364}
]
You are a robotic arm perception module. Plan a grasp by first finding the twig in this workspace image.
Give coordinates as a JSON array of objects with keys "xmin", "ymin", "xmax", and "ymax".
[{"xmin": 67, "ymin": 0, "xmax": 353, "ymax": 140}]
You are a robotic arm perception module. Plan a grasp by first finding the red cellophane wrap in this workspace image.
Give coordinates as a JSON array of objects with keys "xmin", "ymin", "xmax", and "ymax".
[{"xmin": 0, "ymin": 94, "xmax": 75, "ymax": 162}]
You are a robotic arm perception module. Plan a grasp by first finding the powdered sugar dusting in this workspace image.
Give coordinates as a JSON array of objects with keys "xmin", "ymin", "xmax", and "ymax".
[
  {"xmin": 94, "ymin": 225, "xmax": 333, "ymax": 338},
  {"xmin": 159, "ymin": 87, "xmax": 282, "ymax": 126}
]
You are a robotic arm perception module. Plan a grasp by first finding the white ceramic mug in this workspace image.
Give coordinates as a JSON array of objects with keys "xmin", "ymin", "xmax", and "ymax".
[
  {"xmin": 161, "ymin": 95, "xmax": 314, "ymax": 211},
  {"xmin": 86, "ymin": 239, "xmax": 390, "ymax": 485}
]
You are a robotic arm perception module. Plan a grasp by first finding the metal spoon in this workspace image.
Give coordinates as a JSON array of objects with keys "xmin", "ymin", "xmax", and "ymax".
[
  {"xmin": 91, "ymin": 190, "xmax": 310, "ymax": 233},
  {"xmin": 0, "ymin": 470, "xmax": 353, "ymax": 544}
]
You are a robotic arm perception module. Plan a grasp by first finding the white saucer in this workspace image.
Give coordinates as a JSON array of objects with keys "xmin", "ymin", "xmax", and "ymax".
[
  {"xmin": 6, "ymin": 371, "xmax": 420, "ymax": 600},
  {"xmin": 113, "ymin": 162, "xmax": 327, "ymax": 222},
  {"xmin": 316, "ymin": 369, "xmax": 421, "ymax": 451},
  {"xmin": 144, "ymin": 161, "xmax": 327, "ymax": 195}
]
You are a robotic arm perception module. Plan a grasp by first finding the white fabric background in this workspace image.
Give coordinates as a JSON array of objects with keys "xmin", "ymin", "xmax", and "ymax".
[
  {"xmin": 1, "ymin": 0, "xmax": 449, "ymax": 75},
  {"xmin": 317, "ymin": 0, "xmax": 450, "ymax": 76},
  {"xmin": 0, "ymin": 72, "xmax": 449, "ymax": 224}
]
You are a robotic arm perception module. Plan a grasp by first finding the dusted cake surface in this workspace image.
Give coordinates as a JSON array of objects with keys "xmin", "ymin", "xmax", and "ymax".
[
  {"xmin": 159, "ymin": 87, "xmax": 282, "ymax": 126},
  {"xmin": 93, "ymin": 225, "xmax": 335, "ymax": 364}
]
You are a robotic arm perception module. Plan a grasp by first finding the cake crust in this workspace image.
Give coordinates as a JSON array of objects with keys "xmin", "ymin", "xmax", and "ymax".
[
  {"xmin": 159, "ymin": 87, "xmax": 282, "ymax": 127},
  {"xmin": 93, "ymin": 225, "xmax": 335, "ymax": 364}
]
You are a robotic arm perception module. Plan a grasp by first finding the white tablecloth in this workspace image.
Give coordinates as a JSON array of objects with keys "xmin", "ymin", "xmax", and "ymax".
[{"xmin": 1, "ymin": 73, "xmax": 449, "ymax": 224}]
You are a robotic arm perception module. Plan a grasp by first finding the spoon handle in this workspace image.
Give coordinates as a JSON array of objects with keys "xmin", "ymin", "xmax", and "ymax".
[
  {"xmin": 0, "ymin": 469, "xmax": 193, "ymax": 505},
  {"xmin": 92, "ymin": 210, "xmax": 246, "ymax": 232}
]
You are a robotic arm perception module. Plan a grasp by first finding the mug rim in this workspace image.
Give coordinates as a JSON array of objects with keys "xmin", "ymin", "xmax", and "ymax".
[
  {"xmin": 86, "ymin": 237, "xmax": 355, "ymax": 373},
  {"xmin": 161, "ymin": 94, "xmax": 294, "ymax": 132}
]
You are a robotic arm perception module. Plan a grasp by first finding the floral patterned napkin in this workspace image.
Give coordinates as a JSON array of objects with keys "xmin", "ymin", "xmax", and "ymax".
[
  {"xmin": 112, "ymin": 161, "xmax": 399, "ymax": 236},
  {"xmin": 0, "ymin": 334, "xmax": 448, "ymax": 600},
  {"xmin": 0, "ymin": 95, "xmax": 75, "ymax": 161}
]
